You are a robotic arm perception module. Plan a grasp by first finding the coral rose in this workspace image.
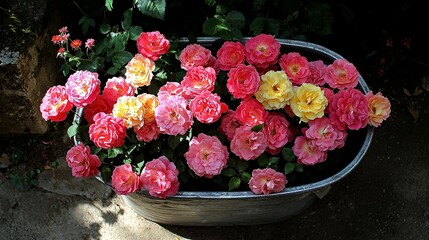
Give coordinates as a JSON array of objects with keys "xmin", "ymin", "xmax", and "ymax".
[
  {"xmin": 289, "ymin": 83, "xmax": 328, "ymax": 123},
  {"xmin": 89, "ymin": 112, "xmax": 127, "ymax": 149},
  {"xmin": 111, "ymin": 164, "xmax": 142, "ymax": 195},
  {"xmin": 216, "ymin": 41, "xmax": 245, "ymax": 71},
  {"xmin": 279, "ymin": 52, "xmax": 310, "ymax": 85},
  {"xmin": 307, "ymin": 60, "xmax": 327, "ymax": 86},
  {"xmin": 235, "ymin": 98, "xmax": 268, "ymax": 127},
  {"xmin": 103, "ymin": 76, "xmax": 135, "ymax": 104},
  {"xmin": 226, "ymin": 64, "xmax": 260, "ymax": 99},
  {"xmin": 40, "ymin": 85, "xmax": 73, "ymax": 122},
  {"xmin": 133, "ymin": 120, "xmax": 161, "ymax": 142},
  {"xmin": 254, "ymin": 70, "xmax": 294, "ymax": 110},
  {"xmin": 179, "ymin": 44, "xmax": 212, "ymax": 70},
  {"xmin": 329, "ymin": 88, "xmax": 369, "ymax": 130},
  {"xmin": 83, "ymin": 94, "xmax": 115, "ymax": 125},
  {"xmin": 65, "ymin": 70, "xmax": 101, "ymax": 108},
  {"xmin": 366, "ymin": 91, "xmax": 391, "ymax": 127},
  {"xmin": 305, "ymin": 117, "xmax": 348, "ymax": 151},
  {"xmin": 244, "ymin": 34, "xmax": 280, "ymax": 69},
  {"xmin": 219, "ymin": 110, "xmax": 242, "ymax": 141},
  {"xmin": 249, "ymin": 168, "xmax": 287, "ymax": 195},
  {"xmin": 184, "ymin": 133, "xmax": 229, "ymax": 178},
  {"xmin": 125, "ymin": 53, "xmax": 155, "ymax": 88},
  {"xmin": 181, "ymin": 66, "xmax": 216, "ymax": 98},
  {"xmin": 155, "ymin": 95, "xmax": 193, "ymax": 135},
  {"xmin": 230, "ymin": 126, "xmax": 268, "ymax": 160},
  {"xmin": 263, "ymin": 112, "xmax": 292, "ymax": 154},
  {"xmin": 157, "ymin": 81, "xmax": 189, "ymax": 101},
  {"xmin": 136, "ymin": 31, "xmax": 170, "ymax": 61},
  {"xmin": 189, "ymin": 90, "xmax": 228, "ymax": 124},
  {"xmin": 292, "ymin": 135, "xmax": 328, "ymax": 165},
  {"xmin": 66, "ymin": 143, "xmax": 101, "ymax": 178},
  {"xmin": 140, "ymin": 156, "xmax": 179, "ymax": 199},
  {"xmin": 324, "ymin": 59, "xmax": 359, "ymax": 89}
]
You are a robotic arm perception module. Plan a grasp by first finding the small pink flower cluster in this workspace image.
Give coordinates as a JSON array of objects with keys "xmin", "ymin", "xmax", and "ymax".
[{"xmin": 42, "ymin": 30, "xmax": 392, "ymax": 197}]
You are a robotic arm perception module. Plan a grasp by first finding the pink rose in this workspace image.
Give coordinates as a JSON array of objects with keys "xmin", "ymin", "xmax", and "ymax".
[
  {"xmin": 219, "ymin": 110, "xmax": 242, "ymax": 141},
  {"xmin": 263, "ymin": 112, "xmax": 292, "ymax": 153},
  {"xmin": 179, "ymin": 44, "xmax": 212, "ymax": 70},
  {"xmin": 279, "ymin": 52, "xmax": 310, "ymax": 85},
  {"xmin": 89, "ymin": 112, "xmax": 127, "ymax": 149},
  {"xmin": 244, "ymin": 34, "xmax": 280, "ymax": 68},
  {"xmin": 324, "ymin": 59, "xmax": 359, "ymax": 89},
  {"xmin": 158, "ymin": 81, "xmax": 190, "ymax": 101},
  {"xmin": 305, "ymin": 117, "xmax": 348, "ymax": 151},
  {"xmin": 133, "ymin": 120, "xmax": 161, "ymax": 142},
  {"xmin": 66, "ymin": 143, "xmax": 101, "ymax": 178},
  {"xmin": 307, "ymin": 60, "xmax": 327, "ymax": 86},
  {"xmin": 206, "ymin": 55, "xmax": 220, "ymax": 74},
  {"xmin": 226, "ymin": 64, "xmax": 260, "ymax": 99},
  {"xmin": 366, "ymin": 91, "xmax": 391, "ymax": 127},
  {"xmin": 40, "ymin": 85, "xmax": 73, "ymax": 122},
  {"xmin": 140, "ymin": 156, "xmax": 179, "ymax": 198},
  {"xmin": 181, "ymin": 66, "xmax": 216, "ymax": 98},
  {"xmin": 216, "ymin": 41, "xmax": 245, "ymax": 71},
  {"xmin": 292, "ymin": 135, "xmax": 328, "ymax": 165},
  {"xmin": 65, "ymin": 70, "xmax": 101, "ymax": 107},
  {"xmin": 329, "ymin": 89, "xmax": 369, "ymax": 130},
  {"xmin": 249, "ymin": 168, "xmax": 287, "ymax": 195},
  {"xmin": 189, "ymin": 90, "xmax": 228, "ymax": 124},
  {"xmin": 83, "ymin": 94, "xmax": 115, "ymax": 125},
  {"xmin": 155, "ymin": 95, "xmax": 193, "ymax": 135},
  {"xmin": 230, "ymin": 126, "xmax": 268, "ymax": 160},
  {"xmin": 111, "ymin": 164, "xmax": 142, "ymax": 195},
  {"xmin": 103, "ymin": 76, "xmax": 135, "ymax": 104},
  {"xmin": 136, "ymin": 31, "xmax": 170, "ymax": 61},
  {"xmin": 235, "ymin": 98, "xmax": 268, "ymax": 127},
  {"xmin": 184, "ymin": 133, "xmax": 229, "ymax": 178}
]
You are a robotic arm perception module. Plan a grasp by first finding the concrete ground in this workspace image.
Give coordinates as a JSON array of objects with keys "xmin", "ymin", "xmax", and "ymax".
[{"xmin": 1, "ymin": 80, "xmax": 429, "ymax": 240}]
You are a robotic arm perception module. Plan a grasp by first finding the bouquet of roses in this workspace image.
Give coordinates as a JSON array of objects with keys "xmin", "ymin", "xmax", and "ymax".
[{"xmin": 40, "ymin": 28, "xmax": 391, "ymax": 199}]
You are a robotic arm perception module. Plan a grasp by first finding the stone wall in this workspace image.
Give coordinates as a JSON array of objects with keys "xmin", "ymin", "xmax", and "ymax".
[{"xmin": 0, "ymin": 0, "xmax": 63, "ymax": 134}]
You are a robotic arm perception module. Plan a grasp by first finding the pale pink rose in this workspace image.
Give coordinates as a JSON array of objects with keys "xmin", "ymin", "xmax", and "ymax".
[
  {"xmin": 85, "ymin": 38, "xmax": 95, "ymax": 49},
  {"xmin": 181, "ymin": 66, "xmax": 216, "ymax": 98},
  {"xmin": 230, "ymin": 126, "xmax": 268, "ymax": 160},
  {"xmin": 244, "ymin": 34, "xmax": 280, "ymax": 69},
  {"xmin": 249, "ymin": 168, "xmax": 287, "ymax": 195},
  {"xmin": 307, "ymin": 60, "xmax": 327, "ymax": 86},
  {"xmin": 263, "ymin": 112, "xmax": 292, "ymax": 153},
  {"xmin": 103, "ymin": 76, "xmax": 135, "ymax": 104},
  {"xmin": 111, "ymin": 164, "xmax": 142, "ymax": 195},
  {"xmin": 140, "ymin": 156, "xmax": 179, "ymax": 198},
  {"xmin": 83, "ymin": 94, "xmax": 115, "ymax": 125},
  {"xmin": 219, "ymin": 110, "xmax": 242, "ymax": 141},
  {"xmin": 65, "ymin": 70, "xmax": 101, "ymax": 108},
  {"xmin": 324, "ymin": 59, "xmax": 359, "ymax": 89},
  {"xmin": 179, "ymin": 44, "xmax": 212, "ymax": 70},
  {"xmin": 66, "ymin": 143, "xmax": 101, "ymax": 178},
  {"xmin": 279, "ymin": 52, "xmax": 310, "ymax": 85},
  {"xmin": 40, "ymin": 85, "xmax": 73, "ymax": 122},
  {"xmin": 89, "ymin": 112, "xmax": 127, "ymax": 149},
  {"xmin": 189, "ymin": 90, "xmax": 228, "ymax": 124},
  {"xmin": 155, "ymin": 95, "xmax": 193, "ymax": 135},
  {"xmin": 366, "ymin": 91, "xmax": 391, "ymax": 127},
  {"xmin": 305, "ymin": 117, "xmax": 348, "ymax": 151},
  {"xmin": 184, "ymin": 133, "xmax": 229, "ymax": 178},
  {"xmin": 157, "ymin": 81, "xmax": 190, "ymax": 101},
  {"xmin": 226, "ymin": 64, "xmax": 260, "ymax": 99},
  {"xmin": 216, "ymin": 41, "xmax": 245, "ymax": 71},
  {"xmin": 133, "ymin": 121, "xmax": 161, "ymax": 142},
  {"xmin": 235, "ymin": 98, "xmax": 268, "ymax": 127},
  {"xmin": 292, "ymin": 135, "xmax": 328, "ymax": 165},
  {"xmin": 136, "ymin": 31, "xmax": 170, "ymax": 61},
  {"xmin": 329, "ymin": 89, "xmax": 369, "ymax": 130}
]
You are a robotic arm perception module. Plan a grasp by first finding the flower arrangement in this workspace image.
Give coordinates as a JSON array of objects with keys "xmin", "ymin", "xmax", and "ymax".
[{"xmin": 40, "ymin": 27, "xmax": 391, "ymax": 199}]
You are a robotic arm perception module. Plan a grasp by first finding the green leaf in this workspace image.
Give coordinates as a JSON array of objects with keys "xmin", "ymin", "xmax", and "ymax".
[
  {"xmin": 282, "ymin": 147, "xmax": 295, "ymax": 161},
  {"xmin": 101, "ymin": 166, "xmax": 112, "ymax": 182},
  {"xmin": 216, "ymin": 4, "xmax": 227, "ymax": 15},
  {"xmin": 236, "ymin": 159, "xmax": 249, "ymax": 172},
  {"xmin": 222, "ymin": 168, "xmax": 237, "ymax": 177},
  {"xmin": 112, "ymin": 51, "xmax": 133, "ymax": 68},
  {"xmin": 226, "ymin": 10, "xmax": 245, "ymax": 29},
  {"xmin": 105, "ymin": 0, "xmax": 113, "ymax": 11},
  {"xmin": 250, "ymin": 17, "xmax": 264, "ymax": 35},
  {"xmin": 266, "ymin": 18, "xmax": 280, "ymax": 36},
  {"xmin": 122, "ymin": 8, "xmax": 133, "ymax": 30},
  {"xmin": 307, "ymin": 3, "xmax": 334, "ymax": 36},
  {"xmin": 268, "ymin": 157, "xmax": 279, "ymax": 166},
  {"xmin": 67, "ymin": 123, "xmax": 78, "ymax": 138},
  {"xmin": 100, "ymin": 23, "xmax": 111, "ymax": 34},
  {"xmin": 228, "ymin": 176, "xmax": 241, "ymax": 191},
  {"xmin": 129, "ymin": 25, "xmax": 143, "ymax": 40},
  {"xmin": 251, "ymin": 124, "xmax": 264, "ymax": 132},
  {"xmin": 167, "ymin": 135, "xmax": 182, "ymax": 150},
  {"xmin": 253, "ymin": 0, "xmax": 267, "ymax": 11},
  {"xmin": 257, "ymin": 154, "xmax": 269, "ymax": 167},
  {"xmin": 155, "ymin": 70, "xmax": 168, "ymax": 80},
  {"xmin": 106, "ymin": 66, "xmax": 119, "ymax": 75},
  {"xmin": 204, "ymin": 0, "xmax": 216, "ymax": 7},
  {"xmin": 78, "ymin": 16, "xmax": 87, "ymax": 25},
  {"xmin": 284, "ymin": 162, "xmax": 295, "ymax": 174},
  {"xmin": 202, "ymin": 16, "xmax": 228, "ymax": 36},
  {"xmin": 240, "ymin": 172, "xmax": 251, "ymax": 183},
  {"xmin": 107, "ymin": 148, "xmax": 123, "ymax": 158},
  {"xmin": 295, "ymin": 164, "xmax": 304, "ymax": 172},
  {"xmin": 136, "ymin": 0, "xmax": 166, "ymax": 20}
]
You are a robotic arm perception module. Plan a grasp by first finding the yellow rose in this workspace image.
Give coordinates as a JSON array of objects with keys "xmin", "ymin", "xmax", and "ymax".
[
  {"xmin": 112, "ymin": 96, "xmax": 145, "ymax": 128},
  {"xmin": 289, "ymin": 83, "xmax": 327, "ymax": 122},
  {"xmin": 125, "ymin": 54, "xmax": 155, "ymax": 88},
  {"xmin": 137, "ymin": 93, "xmax": 159, "ymax": 124},
  {"xmin": 254, "ymin": 70, "xmax": 293, "ymax": 110}
]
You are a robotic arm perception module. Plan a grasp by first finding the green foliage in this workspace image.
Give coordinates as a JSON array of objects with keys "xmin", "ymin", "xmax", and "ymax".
[{"xmin": 135, "ymin": 0, "xmax": 166, "ymax": 20}]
